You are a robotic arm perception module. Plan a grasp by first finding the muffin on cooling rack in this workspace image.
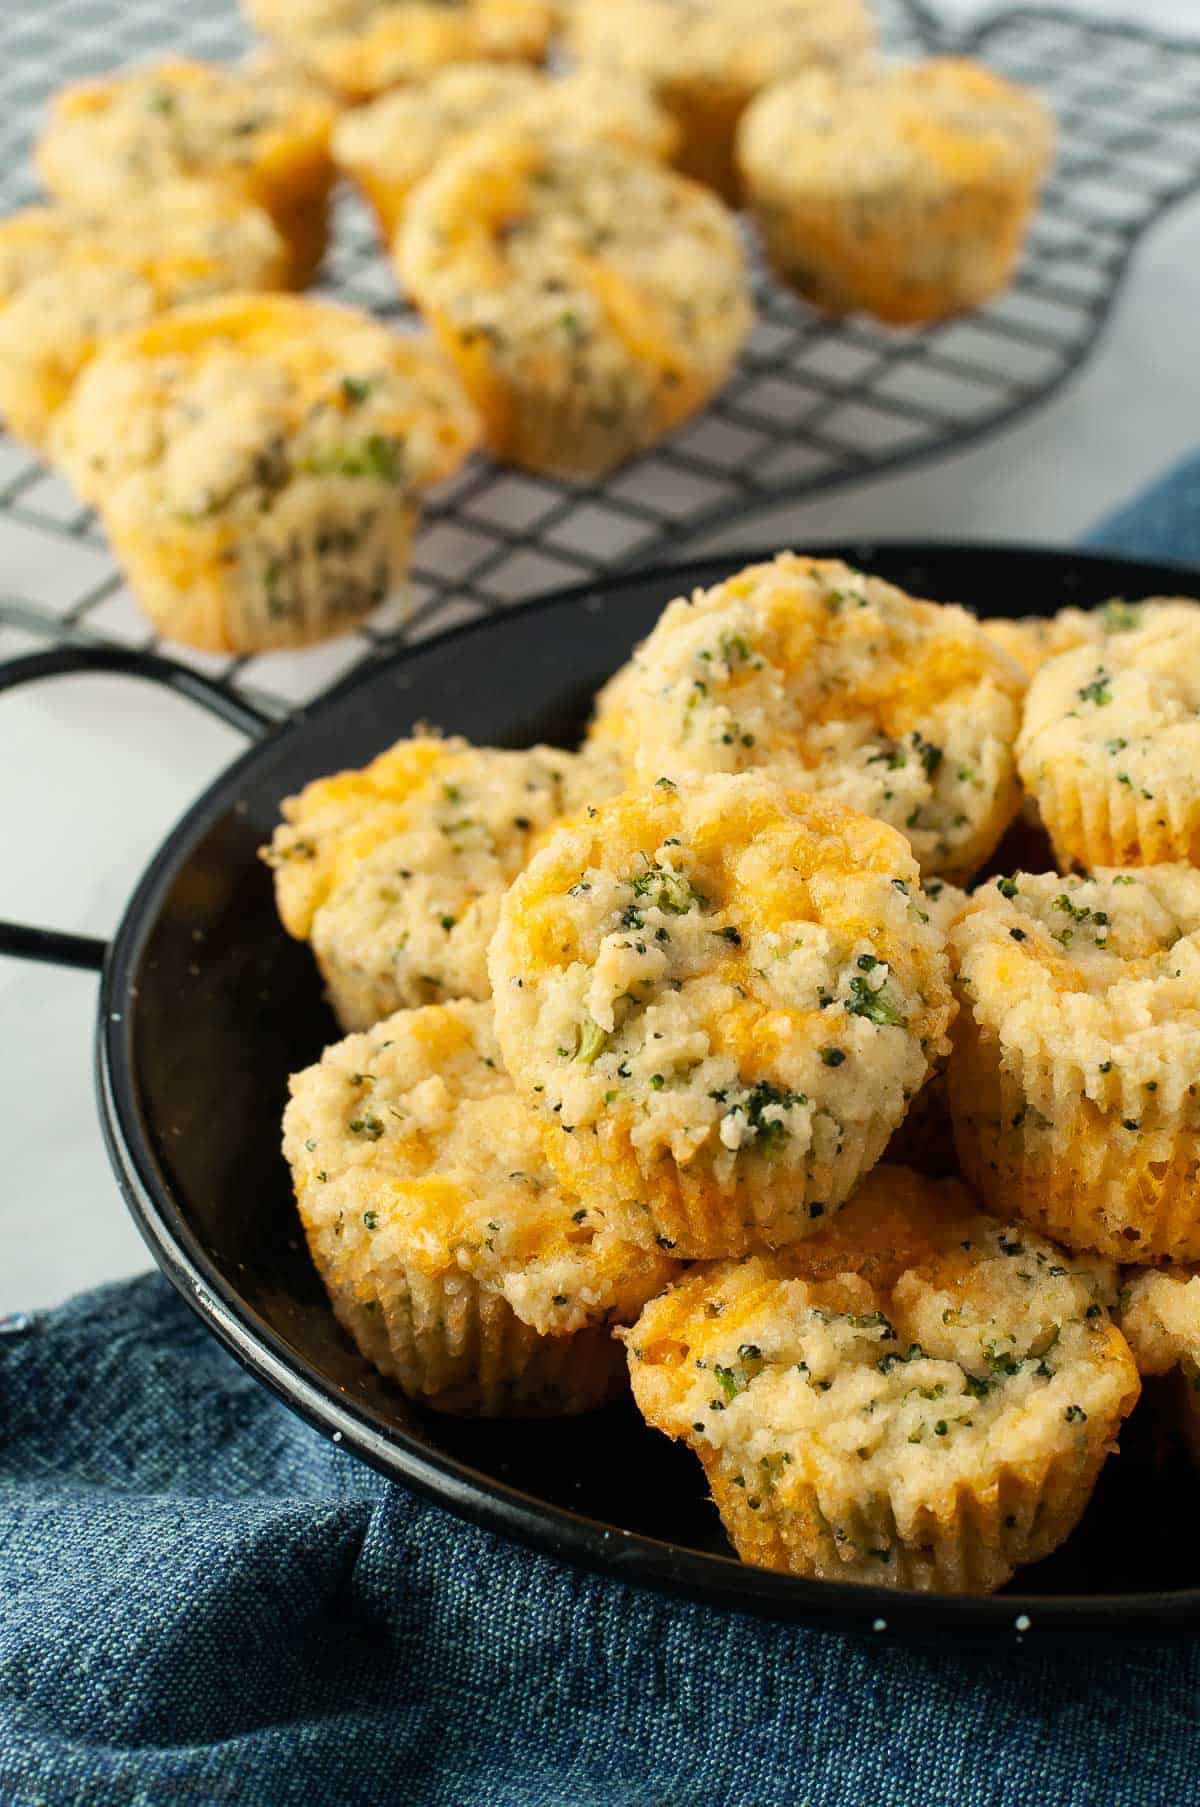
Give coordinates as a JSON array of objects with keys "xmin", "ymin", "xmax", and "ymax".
[
  {"xmin": 592, "ymin": 553, "xmax": 1027, "ymax": 883},
  {"xmin": 265, "ymin": 734, "xmax": 591, "ymax": 1029},
  {"xmin": 396, "ymin": 123, "xmax": 752, "ymax": 478},
  {"xmin": 565, "ymin": 0, "xmax": 873, "ymax": 200},
  {"xmin": 737, "ymin": 59, "xmax": 1054, "ymax": 325},
  {"xmin": 1016, "ymin": 598, "xmax": 1200, "ymax": 870},
  {"xmin": 243, "ymin": 0, "xmax": 554, "ymax": 101},
  {"xmin": 51, "ymin": 294, "xmax": 478, "ymax": 653},
  {"xmin": 948, "ymin": 864, "xmax": 1200, "ymax": 1262},
  {"xmin": 488, "ymin": 773, "xmax": 954, "ymax": 1259},
  {"xmin": 624, "ymin": 1165, "xmax": 1139, "ymax": 1593},
  {"xmin": 284, "ymin": 998, "xmax": 675, "ymax": 1414},
  {"xmin": 0, "ymin": 185, "xmax": 288, "ymax": 454},
  {"xmin": 35, "ymin": 58, "xmax": 336, "ymax": 287},
  {"xmin": 333, "ymin": 62, "xmax": 679, "ymax": 247}
]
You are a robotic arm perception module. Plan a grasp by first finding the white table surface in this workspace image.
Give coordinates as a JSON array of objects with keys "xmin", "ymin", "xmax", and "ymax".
[{"xmin": 2, "ymin": 0, "xmax": 1199, "ymax": 1315}]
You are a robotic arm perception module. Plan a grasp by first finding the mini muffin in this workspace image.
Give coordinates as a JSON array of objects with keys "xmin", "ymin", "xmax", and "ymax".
[
  {"xmin": 489, "ymin": 773, "xmax": 955, "ymax": 1258},
  {"xmin": 284, "ymin": 998, "xmax": 674, "ymax": 1414},
  {"xmin": 566, "ymin": 0, "xmax": 873, "ymax": 200},
  {"xmin": 624, "ymin": 1165, "xmax": 1138, "ymax": 1592},
  {"xmin": 397, "ymin": 123, "xmax": 752, "ymax": 477},
  {"xmin": 949, "ymin": 865, "xmax": 1200, "ymax": 1262},
  {"xmin": 738, "ymin": 59, "xmax": 1053, "ymax": 324},
  {"xmin": 599, "ymin": 554, "xmax": 1026, "ymax": 883},
  {"xmin": 333, "ymin": 63, "xmax": 678, "ymax": 247},
  {"xmin": 1016, "ymin": 599, "xmax": 1200, "ymax": 870},
  {"xmin": 265, "ymin": 734, "xmax": 586, "ymax": 1028},
  {"xmin": 0, "ymin": 185, "xmax": 288, "ymax": 453},
  {"xmin": 51, "ymin": 294, "xmax": 478, "ymax": 652},
  {"xmin": 36, "ymin": 58, "xmax": 337, "ymax": 286},
  {"xmin": 244, "ymin": 0, "xmax": 555, "ymax": 101}
]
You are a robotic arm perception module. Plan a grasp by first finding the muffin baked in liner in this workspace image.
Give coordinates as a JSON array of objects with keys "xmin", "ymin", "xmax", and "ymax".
[
  {"xmin": 264, "ymin": 735, "xmax": 592, "ymax": 1029},
  {"xmin": 624, "ymin": 1166, "xmax": 1139, "ymax": 1593},
  {"xmin": 0, "ymin": 184, "xmax": 288, "ymax": 452},
  {"xmin": 243, "ymin": 0, "xmax": 555, "ymax": 102},
  {"xmin": 566, "ymin": 0, "xmax": 873, "ymax": 200},
  {"xmin": 1016, "ymin": 599, "xmax": 1200, "ymax": 870},
  {"xmin": 397, "ymin": 123, "xmax": 751, "ymax": 478},
  {"xmin": 591, "ymin": 554, "xmax": 1027, "ymax": 883},
  {"xmin": 489, "ymin": 773, "xmax": 954, "ymax": 1259},
  {"xmin": 737, "ymin": 59, "xmax": 1053, "ymax": 325},
  {"xmin": 283, "ymin": 999, "xmax": 675, "ymax": 1415},
  {"xmin": 333, "ymin": 63, "xmax": 678, "ymax": 248},
  {"xmin": 52, "ymin": 294, "xmax": 478, "ymax": 652},
  {"xmin": 36, "ymin": 57, "xmax": 336, "ymax": 286},
  {"xmin": 948, "ymin": 866, "xmax": 1200, "ymax": 1261}
]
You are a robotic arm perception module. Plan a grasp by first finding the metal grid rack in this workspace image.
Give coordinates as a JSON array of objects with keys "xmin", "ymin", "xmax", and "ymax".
[{"xmin": 0, "ymin": 0, "xmax": 1198, "ymax": 715}]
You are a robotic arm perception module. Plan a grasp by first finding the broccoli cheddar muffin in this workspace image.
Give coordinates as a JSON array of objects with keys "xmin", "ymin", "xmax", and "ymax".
[
  {"xmin": 1016, "ymin": 599, "xmax": 1200, "ymax": 871},
  {"xmin": 567, "ymin": 0, "xmax": 873, "ymax": 200},
  {"xmin": 397, "ymin": 124, "xmax": 752, "ymax": 477},
  {"xmin": 36, "ymin": 58, "xmax": 337, "ymax": 286},
  {"xmin": 244, "ymin": 0, "xmax": 555, "ymax": 101},
  {"xmin": 596, "ymin": 554, "xmax": 1026, "ymax": 882},
  {"xmin": 489, "ymin": 774, "xmax": 955, "ymax": 1258},
  {"xmin": 52, "ymin": 294, "xmax": 478, "ymax": 652},
  {"xmin": 0, "ymin": 185, "xmax": 288, "ymax": 453},
  {"xmin": 265, "ymin": 734, "xmax": 589, "ymax": 1029},
  {"xmin": 949, "ymin": 866, "xmax": 1200, "ymax": 1262},
  {"xmin": 333, "ymin": 63, "xmax": 678, "ymax": 247},
  {"xmin": 284, "ymin": 999, "xmax": 674, "ymax": 1414},
  {"xmin": 625, "ymin": 1166, "xmax": 1139, "ymax": 1592},
  {"xmin": 738, "ymin": 60, "xmax": 1053, "ymax": 325}
]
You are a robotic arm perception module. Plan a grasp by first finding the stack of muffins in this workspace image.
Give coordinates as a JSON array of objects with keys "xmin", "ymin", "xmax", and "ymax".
[
  {"xmin": 268, "ymin": 554, "xmax": 1200, "ymax": 1596},
  {"xmin": 0, "ymin": 2, "xmax": 1055, "ymax": 653}
]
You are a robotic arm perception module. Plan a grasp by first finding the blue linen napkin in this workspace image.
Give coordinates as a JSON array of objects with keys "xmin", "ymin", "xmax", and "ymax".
[{"xmin": 3, "ymin": 454, "xmax": 1200, "ymax": 1807}]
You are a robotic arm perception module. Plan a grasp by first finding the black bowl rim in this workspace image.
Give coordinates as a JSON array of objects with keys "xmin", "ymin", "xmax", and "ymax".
[{"xmin": 96, "ymin": 538, "xmax": 1200, "ymax": 1642}]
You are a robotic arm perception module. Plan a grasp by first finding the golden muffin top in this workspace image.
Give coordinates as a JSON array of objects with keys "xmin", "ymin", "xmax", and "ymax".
[
  {"xmin": 1017, "ymin": 599, "xmax": 1200, "ymax": 811},
  {"xmin": 595, "ymin": 554, "xmax": 1027, "ymax": 882},
  {"xmin": 36, "ymin": 57, "xmax": 334, "ymax": 209},
  {"xmin": 51, "ymin": 293, "xmax": 478, "ymax": 510},
  {"xmin": 244, "ymin": 0, "xmax": 555, "ymax": 99},
  {"xmin": 567, "ymin": 0, "xmax": 874, "ymax": 93},
  {"xmin": 625, "ymin": 1164, "xmax": 1136, "ymax": 1541},
  {"xmin": 738, "ymin": 58, "xmax": 1053, "ymax": 198},
  {"xmin": 951, "ymin": 866, "xmax": 1200, "ymax": 1110},
  {"xmin": 283, "ymin": 998, "xmax": 675, "ymax": 1335},
  {"xmin": 489, "ymin": 772, "xmax": 954, "ymax": 1204},
  {"xmin": 1119, "ymin": 1265, "xmax": 1200, "ymax": 1378}
]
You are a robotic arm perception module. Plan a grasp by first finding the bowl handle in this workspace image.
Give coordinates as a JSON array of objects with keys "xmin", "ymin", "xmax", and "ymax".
[{"xmin": 0, "ymin": 645, "xmax": 274, "ymax": 973}]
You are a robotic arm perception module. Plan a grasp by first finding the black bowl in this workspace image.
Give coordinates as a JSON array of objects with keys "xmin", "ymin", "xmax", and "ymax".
[{"xmin": 10, "ymin": 541, "xmax": 1200, "ymax": 1642}]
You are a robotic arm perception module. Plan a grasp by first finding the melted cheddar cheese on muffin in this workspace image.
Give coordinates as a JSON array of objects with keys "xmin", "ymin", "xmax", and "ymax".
[
  {"xmin": 244, "ymin": 0, "xmax": 554, "ymax": 101},
  {"xmin": 489, "ymin": 773, "xmax": 954, "ymax": 1258},
  {"xmin": 949, "ymin": 865, "xmax": 1200, "ymax": 1261},
  {"xmin": 738, "ymin": 59, "xmax": 1053, "ymax": 324},
  {"xmin": 266, "ymin": 735, "xmax": 590, "ymax": 1029},
  {"xmin": 36, "ymin": 57, "xmax": 336, "ymax": 285},
  {"xmin": 284, "ymin": 998, "xmax": 674, "ymax": 1414},
  {"xmin": 599, "ymin": 554, "xmax": 1026, "ymax": 882},
  {"xmin": 397, "ymin": 123, "xmax": 752, "ymax": 477},
  {"xmin": 567, "ymin": 0, "xmax": 873, "ymax": 198},
  {"xmin": 625, "ymin": 1165, "xmax": 1138, "ymax": 1592},
  {"xmin": 334, "ymin": 63, "xmax": 678, "ymax": 246},
  {"xmin": 0, "ymin": 185, "xmax": 288, "ymax": 452},
  {"xmin": 52, "ymin": 294, "xmax": 478, "ymax": 652},
  {"xmin": 1016, "ymin": 598, "xmax": 1200, "ymax": 870}
]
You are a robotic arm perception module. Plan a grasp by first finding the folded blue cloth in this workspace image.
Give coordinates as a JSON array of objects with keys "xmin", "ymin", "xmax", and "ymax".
[{"xmin": 3, "ymin": 456, "xmax": 1200, "ymax": 1807}]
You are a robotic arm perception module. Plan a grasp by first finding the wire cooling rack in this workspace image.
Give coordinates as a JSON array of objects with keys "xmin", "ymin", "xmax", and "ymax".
[{"xmin": 0, "ymin": 0, "xmax": 1199, "ymax": 713}]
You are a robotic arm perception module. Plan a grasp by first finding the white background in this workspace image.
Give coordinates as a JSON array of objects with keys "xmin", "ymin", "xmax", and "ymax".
[{"xmin": 2, "ymin": 0, "xmax": 1199, "ymax": 1313}]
